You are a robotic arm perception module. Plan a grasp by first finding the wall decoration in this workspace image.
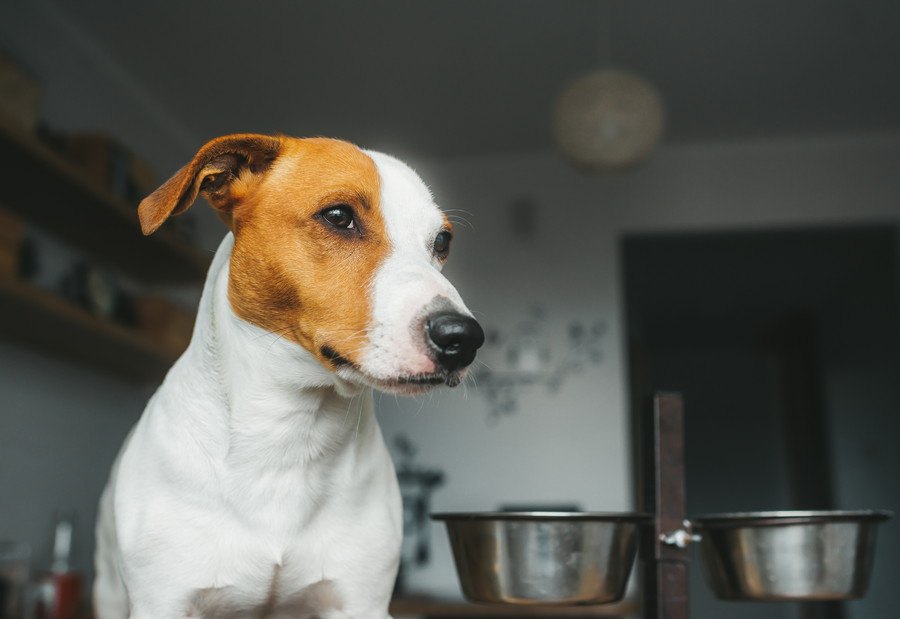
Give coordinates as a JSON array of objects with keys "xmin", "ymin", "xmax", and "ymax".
[{"xmin": 474, "ymin": 306, "xmax": 606, "ymax": 423}]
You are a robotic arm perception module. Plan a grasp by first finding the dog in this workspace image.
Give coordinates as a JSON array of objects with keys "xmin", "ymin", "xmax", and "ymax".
[{"xmin": 93, "ymin": 134, "xmax": 484, "ymax": 619}]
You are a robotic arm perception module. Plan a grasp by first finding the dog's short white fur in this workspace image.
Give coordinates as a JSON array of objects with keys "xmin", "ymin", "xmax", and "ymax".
[{"xmin": 94, "ymin": 146, "xmax": 474, "ymax": 619}]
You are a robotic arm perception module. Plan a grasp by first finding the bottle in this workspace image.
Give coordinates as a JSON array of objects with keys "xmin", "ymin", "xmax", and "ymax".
[
  {"xmin": 31, "ymin": 515, "xmax": 82, "ymax": 619},
  {"xmin": 0, "ymin": 540, "xmax": 30, "ymax": 619}
]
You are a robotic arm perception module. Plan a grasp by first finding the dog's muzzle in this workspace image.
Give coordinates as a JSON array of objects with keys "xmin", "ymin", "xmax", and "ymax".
[{"xmin": 424, "ymin": 312, "xmax": 485, "ymax": 372}]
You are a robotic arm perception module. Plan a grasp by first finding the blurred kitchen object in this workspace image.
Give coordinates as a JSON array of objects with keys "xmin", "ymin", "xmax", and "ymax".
[
  {"xmin": 31, "ymin": 515, "xmax": 81, "ymax": 619},
  {"xmin": 0, "ymin": 208, "xmax": 24, "ymax": 279},
  {"xmin": 0, "ymin": 540, "xmax": 30, "ymax": 619},
  {"xmin": 133, "ymin": 295, "xmax": 195, "ymax": 357},
  {"xmin": 54, "ymin": 133, "xmax": 157, "ymax": 205},
  {"xmin": 58, "ymin": 262, "xmax": 135, "ymax": 326},
  {"xmin": 0, "ymin": 49, "xmax": 40, "ymax": 135},
  {"xmin": 393, "ymin": 435, "xmax": 445, "ymax": 596}
]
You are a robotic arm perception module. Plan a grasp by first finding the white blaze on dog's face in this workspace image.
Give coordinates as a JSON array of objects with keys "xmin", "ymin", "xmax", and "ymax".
[
  {"xmin": 138, "ymin": 134, "xmax": 483, "ymax": 395},
  {"xmin": 352, "ymin": 150, "xmax": 479, "ymax": 391}
]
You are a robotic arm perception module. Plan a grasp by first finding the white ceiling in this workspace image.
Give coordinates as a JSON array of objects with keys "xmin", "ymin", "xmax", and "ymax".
[{"xmin": 63, "ymin": 0, "xmax": 900, "ymax": 159}]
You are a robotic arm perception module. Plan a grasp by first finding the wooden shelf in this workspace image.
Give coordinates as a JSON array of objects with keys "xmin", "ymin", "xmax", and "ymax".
[
  {"xmin": 0, "ymin": 118, "xmax": 209, "ymax": 284},
  {"xmin": 0, "ymin": 276, "xmax": 184, "ymax": 382},
  {"xmin": 389, "ymin": 596, "xmax": 638, "ymax": 618}
]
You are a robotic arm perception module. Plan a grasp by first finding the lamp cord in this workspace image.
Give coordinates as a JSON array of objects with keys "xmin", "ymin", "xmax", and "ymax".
[{"xmin": 598, "ymin": 0, "xmax": 613, "ymax": 67}]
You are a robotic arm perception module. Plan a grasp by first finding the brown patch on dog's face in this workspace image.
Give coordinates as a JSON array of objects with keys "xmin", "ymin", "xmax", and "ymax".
[
  {"xmin": 139, "ymin": 135, "xmax": 390, "ymax": 370},
  {"xmin": 226, "ymin": 138, "xmax": 388, "ymax": 368}
]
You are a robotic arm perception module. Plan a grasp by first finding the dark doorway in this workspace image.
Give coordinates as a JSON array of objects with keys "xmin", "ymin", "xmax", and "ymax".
[{"xmin": 623, "ymin": 224, "xmax": 900, "ymax": 619}]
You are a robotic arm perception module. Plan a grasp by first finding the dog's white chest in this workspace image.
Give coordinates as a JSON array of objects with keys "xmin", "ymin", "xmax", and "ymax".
[
  {"xmin": 105, "ymin": 370, "xmax": 402, "ymax": 618},
  {"xmin": 180, "ymin": 493, "xmax": 401, "ymax": 618}
]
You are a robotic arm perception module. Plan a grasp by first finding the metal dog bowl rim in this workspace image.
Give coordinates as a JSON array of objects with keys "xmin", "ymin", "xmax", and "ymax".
[
  {"xmin": 432, "ymin": 511, "xmax": 653, "ymax": 522},
  {"xmin": 691, "ymin": 509, "xmax": 892, "ymax": 528}
]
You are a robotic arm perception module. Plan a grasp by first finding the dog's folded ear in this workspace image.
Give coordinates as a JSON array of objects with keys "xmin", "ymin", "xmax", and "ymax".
[{"xmin": 138, "ymin": 134, "xmax": 283, "ymax": 235}]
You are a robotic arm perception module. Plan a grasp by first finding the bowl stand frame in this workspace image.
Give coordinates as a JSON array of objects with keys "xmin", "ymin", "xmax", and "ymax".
[{"xmin": 640, "ymin": 392, "xmax": 691, "ymax": 619}]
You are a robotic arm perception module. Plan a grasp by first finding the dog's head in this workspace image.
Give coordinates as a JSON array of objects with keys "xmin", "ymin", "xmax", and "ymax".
[{"xmin": 139, "ymin": 134, "xmax": 482, "ymax": 394}]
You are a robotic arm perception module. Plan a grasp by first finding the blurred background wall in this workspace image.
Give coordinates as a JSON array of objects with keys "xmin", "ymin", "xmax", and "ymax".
[{"xmin": 1, "ymin": 1, "xmax": 898, "ymax": 618}]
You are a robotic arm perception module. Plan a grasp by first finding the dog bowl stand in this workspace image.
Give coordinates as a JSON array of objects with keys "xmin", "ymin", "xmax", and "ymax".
[
  {"xmin": 640, "ymin": 392, "xmax": 692, "ymax": 619},
  {"xmin": 637, "ymin": 392, "xmax": 889, "ymax": 618},
  {"xmin": 435, "ymin": 390, "xmax": 888, "ymax": 616}
]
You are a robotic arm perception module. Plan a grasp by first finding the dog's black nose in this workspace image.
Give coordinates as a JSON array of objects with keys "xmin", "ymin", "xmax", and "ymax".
[{"xmin": 425, "ymin": 312, "xmax": 485, "ymax": 372}]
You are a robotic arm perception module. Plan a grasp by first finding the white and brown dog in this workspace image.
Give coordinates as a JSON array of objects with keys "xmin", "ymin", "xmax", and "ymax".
[{"xmin": 93, "ymin": 135, "xmax": 483, "ymax": 619}]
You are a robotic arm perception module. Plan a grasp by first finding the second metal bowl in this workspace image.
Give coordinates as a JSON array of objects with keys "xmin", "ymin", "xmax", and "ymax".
[
  {"xmin": 432, "ymin": 511, "xmax": 650, "ymax": 605},
  {"xmin": 692, "ymin": 510, "xmax": 892, "ymax": 601}
]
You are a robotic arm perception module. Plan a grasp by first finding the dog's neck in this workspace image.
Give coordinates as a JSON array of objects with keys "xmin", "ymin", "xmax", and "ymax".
[{"xmin": 177, "ymin": 234, "xmax": 375, "ymax": 472}]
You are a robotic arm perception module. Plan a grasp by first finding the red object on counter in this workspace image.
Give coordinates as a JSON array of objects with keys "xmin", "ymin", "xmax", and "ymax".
[
  {"xmin": 31, "ymin": 515, "xmax": 83, "ymax": 619},
  {"xmin": 33, "ymin": 571, "xmax": 82, "ymax": 619}
]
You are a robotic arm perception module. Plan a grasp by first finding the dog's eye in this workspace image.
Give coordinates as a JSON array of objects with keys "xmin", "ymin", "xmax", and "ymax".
[
  {"xmin": 321, "ymin": 205, "xmax": 355, "ymax": 230},
  {"xmin": 433, "ymin": 230, "xmax": 452, "ymax": 256}
]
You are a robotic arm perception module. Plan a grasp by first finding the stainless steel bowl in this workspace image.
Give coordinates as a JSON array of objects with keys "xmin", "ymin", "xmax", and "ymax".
[
  {"xmin": 692, "ymin": 510, "xmax": 892, "ymax": 601},
  {"xmin": 432, "ymin": 512, "xmax": 650, "ymax": 605}
]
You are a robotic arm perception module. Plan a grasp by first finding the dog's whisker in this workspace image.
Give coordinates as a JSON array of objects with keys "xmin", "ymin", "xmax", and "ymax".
[
  {"xmin": 450, "ymin": 221, "xmax": 473, "ymax": 230},
  {"xmin": 446, "ymin": 213, "xmax": 473, "ymax": 224},
  {"xmin": 355, "ymin": 397, "xmax": 364, "ymax": 439},
  {"xmin": 342, "ymin": 393, "xmax": 357, "ymax": 428},
  {"xmin": 446, "ymin": 217, "xmax": 473, "ymax": 230},
  {"xmin": 467, "ymin": 370, "xmax": 479, "ymax": 390},
  {"xmin": 325, "ymin": 327, "xmax": 371, "ymax": 335},
  {"xmin": 472, "ymin": 357, "xmax": 493, "ymax": 371},
  {"xmin": 263, "ymin": 332, "xmax": 290, "ymax": 359},
  {"xmin": 253, "ymin": 324, "xmax": 295, "ymax": 341}
]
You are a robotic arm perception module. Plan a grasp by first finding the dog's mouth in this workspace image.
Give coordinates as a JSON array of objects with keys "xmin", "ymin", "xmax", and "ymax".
[
  {"xmin": 365, "ymin": 371, "xmax": 465, "ymax": 395},
  {"xmin": 321, "ymin": 342, "xmax": 468, "ymax": 395},
  {"xmin": 397, "ymin": 373, "xmax": 445, "ymax": 386},
  {"xmin": 335, "ymin": 364, "xmax": 464, "ymax": 395},
  {"xmin": 398, "ymin": 371, "xmax": 463, "ymax": 388}
]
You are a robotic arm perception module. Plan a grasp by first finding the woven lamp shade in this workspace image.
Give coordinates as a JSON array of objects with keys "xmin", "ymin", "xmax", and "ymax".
[{"xmin": 552, "ymin": 69, "xmax": 665, "ymax": 172}]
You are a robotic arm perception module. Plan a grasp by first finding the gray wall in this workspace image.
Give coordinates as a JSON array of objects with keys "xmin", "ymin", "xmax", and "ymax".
[{"xmin": 0, "ymin": 343, "xmax": 146, "ymax": 576}]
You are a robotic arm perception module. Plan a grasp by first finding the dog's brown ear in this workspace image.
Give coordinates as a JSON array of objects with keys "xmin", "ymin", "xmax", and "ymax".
[{"xmin": 138, "ymin": 133, "xmax": 282, "ymax": 235}]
